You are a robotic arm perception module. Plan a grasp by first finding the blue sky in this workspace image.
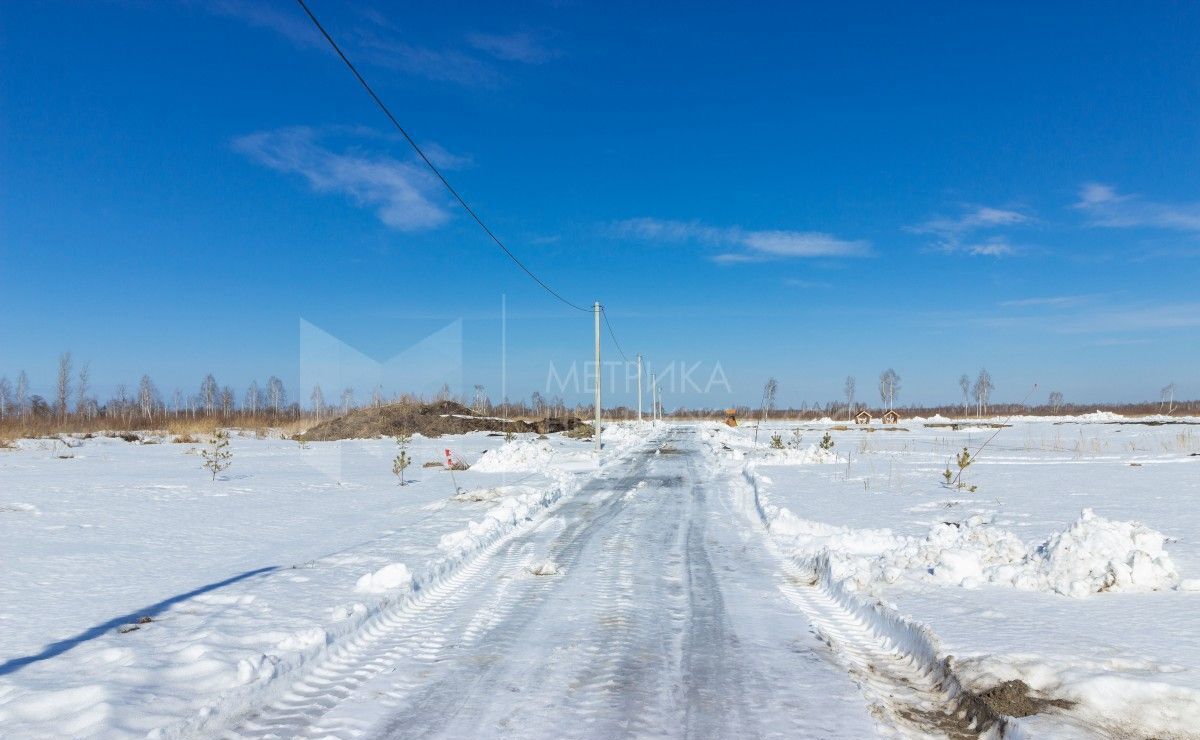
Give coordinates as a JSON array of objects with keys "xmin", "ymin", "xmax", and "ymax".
[{"xmin": 2, "ymin": 0, "xmax": 1199, "ymax": 409}]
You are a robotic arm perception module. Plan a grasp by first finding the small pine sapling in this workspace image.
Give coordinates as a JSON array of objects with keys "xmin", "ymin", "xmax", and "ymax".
[
  {"xmin": 393, "ymin": 433, "xmax": 412, "ymax": 486},
  {"xmin": 819, "ymin": 432, "xmax": 835, "ymax": 451},
  {"xmin": 201, "ymin": 430, "xmax": 233, "ymax": 481},
  {"xmin": 769, "ymin": 434, "xmax": 784, "ymax": 450},
  {"xmin": 953, "ymin": 447, "xmax": 977, "ymax": 492},
  {"xmin": 789, "ymin": 428, "xmax": 803, "ymax": 449},
  {"xmin": 504, "ymin": 429, "xmax": 515, "ymax": 443}
]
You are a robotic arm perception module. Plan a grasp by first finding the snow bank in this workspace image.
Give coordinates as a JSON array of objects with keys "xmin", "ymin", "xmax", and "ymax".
[
  {"xmin": 471, "ymin": 439, "xmax": 555, "ymax": 472},
  {"xmin": 354, "ymin": 563, "xmax": 413, "ymax": 594},
  {"xmin": 1029, "ymin": 509, "xmax": 1179, "ymax": 597},
  {"xmin": 739, "ymin": 464, "xmax": 1181, "ymax": 598},
  {"xmin": 436, "ymin": 479, "xmax": 571, "ymax": 558},
  {"xmin": 1076, "ymin": 411, "xmax": 1125, "ymax": 422},
  {"xmin": 600, "ymin": 424, "xmax": 645, "ymax": 450},
  {"xmin": 754, "ymin": 443, "xmax": 839, "ymax": 465}
]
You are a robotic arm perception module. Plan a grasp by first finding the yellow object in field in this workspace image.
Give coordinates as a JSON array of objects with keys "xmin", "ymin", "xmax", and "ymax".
[{"xmin": 724, "ymin": 409, "xmax": 738, "ymax": 427}]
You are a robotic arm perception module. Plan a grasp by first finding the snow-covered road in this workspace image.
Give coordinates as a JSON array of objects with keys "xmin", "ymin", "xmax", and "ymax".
[
  {"xmin": 7, "ymin": 418, "xmax": 1195, "ymax": 738},
  {"xmin": 231, "ymin": 427, "xmax": 885, "ymax": 739}
]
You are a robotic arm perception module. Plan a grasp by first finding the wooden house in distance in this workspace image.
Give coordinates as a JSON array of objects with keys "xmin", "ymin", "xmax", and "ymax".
[
  {"xmin": 882, "ymin": 409, "xmax": 901, "ymax": 425},
  {"xmin": 854, "ymin": 410, "xmax": 872, "ymax": 425}
]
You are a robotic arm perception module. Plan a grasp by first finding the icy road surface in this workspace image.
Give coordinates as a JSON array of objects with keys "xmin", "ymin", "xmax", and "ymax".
[{"xmin": 232, "ymin": 427, "xmax": 885, "ymax": 739}]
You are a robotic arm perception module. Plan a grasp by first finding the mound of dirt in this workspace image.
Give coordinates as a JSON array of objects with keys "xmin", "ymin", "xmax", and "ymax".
[
  {"xmin": 299, "ymin": 401, "xmax": 580, "ymax": 441},
  {"xmin": 975, "ymin": 679, "xmax": 1074, "ymax": 718}
]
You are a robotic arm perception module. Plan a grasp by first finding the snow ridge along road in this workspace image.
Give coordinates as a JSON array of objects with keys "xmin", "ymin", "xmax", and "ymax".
[
  {"xmin": 226, "ymin": 426, "xmax": 884, "ymax": 739},
  {"xmin": 706, "ymin": 431, "xmax": 1015, "ymax": 739}
]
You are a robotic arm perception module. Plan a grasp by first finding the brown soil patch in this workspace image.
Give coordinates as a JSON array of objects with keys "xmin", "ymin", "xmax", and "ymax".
[
  {"xmin": 299, "ymin": 401, "xmax": 580, "ymax": 441},
  {"xmin": 975, "ymin": 679, "xmax": 1074, "ymax": 718}
]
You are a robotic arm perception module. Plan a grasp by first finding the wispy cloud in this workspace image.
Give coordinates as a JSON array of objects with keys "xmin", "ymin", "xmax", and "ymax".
[
  {"xmin": 1000, "ymin": 294, "xmax": 1102, "ymax": 308},
  {"xmin": 911, "ymin": 205, "xmax": 1032, "ymax": 256},
  {"xmin": 974, "ymin": 300, "xmax": 1200, "ymax": 334},
  {"xmin": 1074, "ymin": 183, "xmax": 1200, "ymax": 232},
  {"xmin": 205, "ymin": 2, "xmax": 547, "ymax": 87},
  {"xmin": 353, "ymin": 29, "xmax": 502, "ymax": 87},
  {"xmin": 466, "ymin": 31, "xmax": 557, "ymax": 63},
  {"xmin": 233, "ymin": 127, "xmax": 451, "ymax": 231},
  {"xmin": 784, "ymin": 278, "xmax": 833, "ymax": 289},
  {"xmin": 612, "ymin": 218, "xmax": 871, "ymax": 262},
  {"xmin": 205, "ymin": 0, "xmax": 324, "ymax": 49}
]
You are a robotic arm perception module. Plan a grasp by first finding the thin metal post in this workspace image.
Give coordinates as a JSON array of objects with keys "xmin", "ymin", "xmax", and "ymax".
[
  {"xmin": 636, "ymin": 354, "xmax": 643, "ymax": 422},
  {"xmin": 594, "ymin": 301, "xmax": 602, "ymax": 455}
]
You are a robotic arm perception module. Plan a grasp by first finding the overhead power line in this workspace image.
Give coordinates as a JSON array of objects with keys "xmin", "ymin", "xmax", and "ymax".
[
  {"xmin": 600, "ymin": 307, "xmax": 630, "ymax": 363},
  {"xmin": 294, "ymin": 0, "xmax": 590, "ymax": 314}
]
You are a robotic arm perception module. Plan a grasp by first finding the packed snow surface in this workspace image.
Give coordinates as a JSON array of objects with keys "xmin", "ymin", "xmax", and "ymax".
[{"xmin": 1, "ymin": 416, "xmax": 1198, "ymax": 738}]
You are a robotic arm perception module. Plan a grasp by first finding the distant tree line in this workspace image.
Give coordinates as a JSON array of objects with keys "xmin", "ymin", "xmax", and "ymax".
[{"xmin": 0, "ymin": 354, "xmax": 1193, "ymax": 434}]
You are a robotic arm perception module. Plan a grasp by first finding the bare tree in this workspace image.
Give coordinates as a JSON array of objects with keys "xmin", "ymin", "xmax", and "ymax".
[
  {"xmin": 244, "ymin": 380, "xmax": 259, "ymax": 415},
  {"xmin": 266, "ymin": 376, "xmax": 286, "ymax": 415},
  {"xmin": 221, "ymin": 386, "xmax": 235, "ymax": 416},
  {"xmin": 1048, "ymin": 390, "xmax": 1064, "ymax": 413},
  {"xmin": 530, "ymin": 391, "xmax": 546, "ymax": 416},
  {"xmin": 56, "ymin": 352, "xmax": 72, "ymax": 422},
  {"xmin": 0, "ymin": 376, "xmax": 11, "ymax": 419},
  {"xmin": 341, "ymin": 387, "xmax": 355, "ymax": 414},
  {"xmin": 137, "ymin": 374, "xmax": 159, "ymax": 419},
  {"xmin": 1160, "ymin": 383, "xmax": 1176, "ymax": 415},
  {"xmin": 843, "ymin": 375, "xmax": 856, "ymax": 420},
  {"xmin": 200, "ymin": 374, "xmax": 219, "ymax": 415},
  {"xmin": 311, "ymin": 384, "xmax": 325, "ymax": 417},
  {"xmin": 971, "ymin": 368, "xmax": 994, "ymax": 417},
  {"xmin": 15, "ymin": 371, "xmax": 28, "ymax": 419},
  {"xmin": 113, "ymin": 383, "xmax": 129, "ymax": 420},
  {"xmin": 878, "ymin": 368, "xmax": 900, "ymax": 410},
  {"xmin": 958, "ymin": 374, "xmax": 970, "ymax": 418},
  {"xmin": 76, "ymin": 363, "xmax": 92, "ymax": 419},
  {"xmin": 472, "ymin": 385, "xmax": 489, "ymax": 414},
  {"xmin": 371, "ymin": 385, "xmax": 384, "ymax": 409},
  {"xmin": 753, "ymin": 377, "xmax": 779, "ymax": 447}
]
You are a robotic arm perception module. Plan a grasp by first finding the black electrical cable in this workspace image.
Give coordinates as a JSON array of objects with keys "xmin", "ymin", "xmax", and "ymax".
[
  {"xmin": 294, "ymin": 0, "xmax": 590, "ymax": 313},
  {"xmin": 601, "ymin": 307, "xmax": 630, "ymax": 363}
]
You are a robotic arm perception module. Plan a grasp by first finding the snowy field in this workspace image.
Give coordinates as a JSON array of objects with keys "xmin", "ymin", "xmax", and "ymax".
[
  {"xmin": 0, "ymin": 415, "xmax": 1198, "ymax": 738},
  {"xmin": 710, "ymin": 413, "xmax": 1200, "ymax": 738}
]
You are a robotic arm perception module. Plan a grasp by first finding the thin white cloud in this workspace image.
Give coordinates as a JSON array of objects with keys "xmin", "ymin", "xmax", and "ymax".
[
  {"xmin": 911, "ymin": 205, "xmax": 1032, "ymax": 257},
  {"xmin": 234, "ymin": 127, "xmax": 450, "ymax": 231},
  {"xmin": 205, "ymin": 2, "xmax": 513, "ymax": 87},
  {"xmin": 205, "ymin": 0, "xmax": 324, "ymax": 49},
  {"xmin": 784, "ymin": 278, "xmax": 833, "ymax": 289},
  {"xmin": 466, "ymin": 31, "xmax": 557, "ymax": 63},
  {"xmin": 612, "ymin": 218, "xmax": 870, "ymax": 262},
  {"xmin": 1000, "ymin": 294, "xmax": 1102, "ymax": 308},
  {"xmin": 1074, "ymin": 182, "xmax": 1200, "ymax": 232},
  {"xmin": 354, "ymin": 30, "xmax": 502, "ymax": 87},
  {"xmin": 974, "ymin": 301, "xmax": 1200, "ymax": 334}
]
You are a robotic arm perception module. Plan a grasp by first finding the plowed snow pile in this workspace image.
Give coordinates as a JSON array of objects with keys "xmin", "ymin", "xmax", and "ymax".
[
  {"xmin": 471, "ymin": 439, "xmax": 556, "ymax": 472},
  {"xmin": 774, "ymin": 506, "xmax": 1179, "ymax": 598}
]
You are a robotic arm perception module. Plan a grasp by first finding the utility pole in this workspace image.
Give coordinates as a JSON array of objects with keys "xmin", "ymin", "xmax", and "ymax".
[
  {"xmin": 594, "ymin": 301, "xmax": 602, "ymax": 455},
  {"xmin": 636, "ymin": 354, "xmax": 643, "ymax": 422},
  {"xmin": 650, "ymin": 373, "xmax": 657, "ymax": 422}
]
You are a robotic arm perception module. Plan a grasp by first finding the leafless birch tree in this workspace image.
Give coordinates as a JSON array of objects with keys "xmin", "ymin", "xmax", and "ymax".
[{"xmin": 56, "ymin": 352, "xmax": 72, "ymax": 421}]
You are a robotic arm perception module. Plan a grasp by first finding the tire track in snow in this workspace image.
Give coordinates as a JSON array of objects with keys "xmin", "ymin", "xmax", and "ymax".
[
  {"xmin": 709, "ymin": 430, "xmax": 1012, "ymax": 739},
  {"xmin": 223, "ymin": 436, "xmax": 662, "ymax": 739},
  {"xmin": 775, "ymin": 557, "xmax": 1004, "ymax": 739}
]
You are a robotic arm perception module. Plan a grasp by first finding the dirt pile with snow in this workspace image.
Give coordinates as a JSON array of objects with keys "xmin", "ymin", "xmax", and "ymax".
[{"xmin": 299, "ymin": 401, "xmax": 533, "ymax": 440}]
